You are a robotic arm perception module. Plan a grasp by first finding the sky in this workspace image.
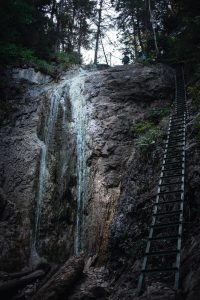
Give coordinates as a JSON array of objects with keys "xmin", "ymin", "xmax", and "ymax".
[
  {"xmin": 82, "ymin": 29, "xmax": 123, "ymax": 66},
  {"xmin": 82, "ymin": 1, "xmax": 124, "ymax": 66}
]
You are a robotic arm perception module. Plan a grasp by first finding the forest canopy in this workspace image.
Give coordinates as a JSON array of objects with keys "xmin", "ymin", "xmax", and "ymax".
[{"xmin": 0, "ymin": 0, "xmax": 200, "ymax": 69}]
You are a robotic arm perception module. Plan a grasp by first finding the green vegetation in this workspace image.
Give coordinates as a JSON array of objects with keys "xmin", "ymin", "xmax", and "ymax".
[
  {"xmin": 131, "ymin": 106, "xmax": 170, "ymax": 154},
  {"xmin": 188, "ymin": 80, "xmax": 200, "ymax": 106},
  {"xmin": 148, "ymin": 106, "xmax": 171, "ymax": 124},
  {"xmin": 0, "ymin": 0, "xmax": 96, "ymax": 70},
  {"xmin": 112, "ymin": 0, "xmax": 200, "ymax": 66},
  {"xmin": 193, "ymin": 114, "xmax": 200, "ymax": 141},
  {"xmin": 131, "ymin": 120, "xmax": 152, "ymax": 134},
  {"xmin": 136, "ymin": 128, "xmax": 164, "ymax": 149}
]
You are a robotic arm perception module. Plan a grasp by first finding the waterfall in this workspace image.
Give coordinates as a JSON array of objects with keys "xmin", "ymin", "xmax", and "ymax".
[
  {"xmin": 31, "ymin": 86, "xmax": 64, "ymax": 261},
  {"xmin": 31, "ymin": 69, "xmax": 88, "ymax": 263},
  {"xmin": 69, "ymin": 71, "xmax": 87, "ymax": 255}
]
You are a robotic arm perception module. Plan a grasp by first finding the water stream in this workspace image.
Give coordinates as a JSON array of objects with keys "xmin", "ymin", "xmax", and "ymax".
[
  {"xmin": 31, "ymin": 86, "xmax": 64, "ymax": 262},
  {"xmin": 69, "ymin": 71, "xmax": 87, "ymax": 255},
  {"xmin": 31, "ymin": 69, "xmax": 88, "ymax": 262}
]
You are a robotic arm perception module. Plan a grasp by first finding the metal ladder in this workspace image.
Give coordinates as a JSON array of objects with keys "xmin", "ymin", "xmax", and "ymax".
[{"xmin": 138, "ymin": 66, "xmax": 187, "ymax": 294}]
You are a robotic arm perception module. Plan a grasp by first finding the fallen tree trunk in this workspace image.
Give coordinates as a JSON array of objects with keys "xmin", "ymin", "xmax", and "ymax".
[
  {"xmin": 0, "ymin": 270, "xmax": 45, "ymax": 298},
  {"xmin": 32, "ymin": 256, "xmax": 84, "ymax": 300}
]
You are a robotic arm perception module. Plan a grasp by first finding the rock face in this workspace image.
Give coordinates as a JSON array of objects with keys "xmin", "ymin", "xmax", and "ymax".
[
  {"xmin": 0, "ymin": 64, "xmax": 174, "ymax": 276},
  {"xmin": 83, "ymin": 64, "xmax": 174, "ymax": 262}
]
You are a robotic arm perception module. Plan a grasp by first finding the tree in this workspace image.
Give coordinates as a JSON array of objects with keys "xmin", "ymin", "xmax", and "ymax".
[{"xmin": 0, "ymin": 0, "xmax": 96, "ymax": 66}]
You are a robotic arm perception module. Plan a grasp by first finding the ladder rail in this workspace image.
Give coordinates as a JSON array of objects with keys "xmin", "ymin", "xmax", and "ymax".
[{"xmin": 138, "ymin": 66, "xmax": 187, "ymax": 295}]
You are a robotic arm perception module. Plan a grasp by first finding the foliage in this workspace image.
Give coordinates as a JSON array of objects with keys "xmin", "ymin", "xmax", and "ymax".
[
  {"xmin": 148, "ymin": 106, "xmax": 171, "ymax": 124},
  {"xmin": 32, "ymin": 58, "xmax": 55, "ymax": 75},
  {"xmin": 56, "ymin": 52, "xmax": 82, "ymax": 67},
  {"xmin": 136, "ymin": 128, "xmax": 163, "ymax": 149},
  {"xmin": 131, "ymin": 105, "xmax": 170, "ymax": 153},
  {"xmin": 111, "ymin": 0, "xmax": 200, "ymax": 65},
  {"xmin": 131, "ymin": 120, "xmax": 152, "ymax": 134},
  {"xmin": 193, "ymin": 115, "xmax": 200, "ymax": 141},
  {"xmin": 187, "ymin": 80, "xmax": 200, "ymax": 106},
  {"xmin": 0, "ymin": 0, "xmax": 96, "ymax": 68}
]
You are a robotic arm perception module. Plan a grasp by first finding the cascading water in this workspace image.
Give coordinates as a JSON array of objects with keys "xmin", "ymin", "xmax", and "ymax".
[
  {"xmin": 31, "ymin": 69, "xmax": 88, "ymax": 262},
  {"xmin": 31, "ymin": 86, "xmax": 65, "ymax": 262},
  {"xmin": 69, "ymin": 71, "xmax": 88, "ymax": 255}
]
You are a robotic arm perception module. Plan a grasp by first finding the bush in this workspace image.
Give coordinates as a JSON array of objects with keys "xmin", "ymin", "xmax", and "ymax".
[
  {"xmin": 193, "ymin": 114, "xmax": 200, "ymax": 141},
  {"xmin": 55, "ymin": 51, "xmax": 82, "ymax": 68},
  {"xmin": 32, "ymin": 57, "xmax": 55, "ymax": 75},
  {"xmin": 0, "ymin": 43, "xmax": 34, "ymax": 64},
  {"xmin": 131, "ymin": 120, "xmax": 152, "ymax": 134},
  {"xmin": 148, "ymin": 106, "xmax": 171, "ymax": 124},
  {"xmin": 188, "ymin": 80, "xmax": 200, "ymax": 106},
  {"xmin": 136, "ymin": 128, "xmax": 164, "ymax": 150}
]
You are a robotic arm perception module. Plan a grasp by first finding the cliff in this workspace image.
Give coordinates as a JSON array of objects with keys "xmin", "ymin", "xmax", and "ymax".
[{"xmin": 1, "ymin": 63, "xmax": 199, "ymax": 300}]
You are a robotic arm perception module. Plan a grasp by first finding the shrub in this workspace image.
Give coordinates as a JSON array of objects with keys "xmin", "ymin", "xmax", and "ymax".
[
  {"xmin": 56, "ymin": 51, "xmax": 82, "ymax": 68},
  {"xmin": 0, "ymin": 42, "xmax": 34, "ymax": 64},
  {"xmin": 32, "ymin": 57, "xmax": 55, "ymax": 75},
  {"xmin": 148, "ymin": 106, "xmax": 171, "ymax": 124},
  {"xmin": 187, "ymin": 80, "xmax": 200, "ymax": 106},
  {"xmin": 193, "ymin": 114, "xmax": 200, "ymax": 141},
  {"xmin": 131, "ymin": 120, "xmax": 152, "ymax": 134},
  {"xmin": 136, "ymin": 128, "xmax": 164, "ymax": 150}
]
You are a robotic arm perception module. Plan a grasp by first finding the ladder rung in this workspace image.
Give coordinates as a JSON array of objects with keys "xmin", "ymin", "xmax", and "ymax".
[
  {"xmin": 165, "ymin": 144, "xmax": 184, "ymax": 149},
  {"xmin": 162, "ymin": 161, "xmax": 183, "ymax": 166},
  {"xmin": 165, "ymin": 141, "xmax": 185, "ymax": 147},
  {"xmin": 153, "ymin": 209, "xmax": 183, "ymax": 216},
  {"xmin": 164, "ymin": 156, "xmax": 184, "ymax": 161},
  {"xmin": 158, "ymin": 190, "xmax": 183, "ymax": 195},
  {"xmin": 146, "ymin": 250, "xmax": 179, "ymax": 256},
  {"xmin": 161, "ymin": 174, "xmax": 183, "ymax": 179},
  {"xmin": 164, "ymin": 154, "xmax": 184, "ymax": 159},
  {"xmin": 159, "ymin": 181, "xmax": 183, "ymax": 186},
  {"xmin": 167, "ymin": 136, "xmax": 185, "ymax": 140},
  {"xmin": 154, "ymin": 199, "xmax": 183, "ymax": 206},
  {"xmin": 162, "ymin": 167, "xmax": 183, "ymax": 171},
  {"xmin": 164, "ymin": 157, "xmax": 184, "ymax": 162},
  {"xmin": 149, "ymin": 234, "xmax": 181, "ymax": 241},
  {"xmin": 169, "ymin": 126, "xmax": 185, "ymax": 131},
  {"xmin": 151, "ymin": 221, "xmax": 182, "ymax": 228},
  {"xmin": 142, "ymin": 267, "xmax": 178, "ymax": 274},
  {"xmin": 168, "ymin": 129, "xmax": 184, "ymax": 133},
  {"xmin": 169, "ymin": 122, "xmax": 185, "ymax": 126}
]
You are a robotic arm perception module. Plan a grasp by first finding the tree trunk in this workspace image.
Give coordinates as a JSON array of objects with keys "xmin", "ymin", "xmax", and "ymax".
[
  {"xmin": 131, "ymin": 14, "xmax": 138, "ymax": 59},
  {"xmin": 94, "ymin": 0, "xmax": 104, "ymax": 64},
  {"xmin": 32, "ymin": 257, "xmax": 84, "ymax": 300},
  {"xmin": 136, "ymin": 8, "xmax": 144, "ymax": 53},
  {"xmin": 0, "ymin": 270, "xmax": 45, "ymax": 299},
  {"xmin": 148, "ymin": 0, "xmax": 159, "ymax": 55}
]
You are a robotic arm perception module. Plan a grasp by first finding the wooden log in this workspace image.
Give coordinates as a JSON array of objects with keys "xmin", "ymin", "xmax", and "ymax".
[
  {"xmin": 0, "ymin": 270, "xmax": 45, "ymax": 298},
  {"xmin": 32, "ymin": 256, "xmax": 84, "ymax": 300}
]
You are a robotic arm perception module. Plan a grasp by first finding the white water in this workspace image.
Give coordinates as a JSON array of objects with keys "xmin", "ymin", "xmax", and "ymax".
[
  {"xmin": 32, "ymin": 86, "xmax": 65, "ymax": 260},
  {"xmin": 31, "ymin": 69, "xmax": 88, "ymax": 263},
  {"xmin": 69, "ymin": 71, "xmax": 88, "ymax": 255}
]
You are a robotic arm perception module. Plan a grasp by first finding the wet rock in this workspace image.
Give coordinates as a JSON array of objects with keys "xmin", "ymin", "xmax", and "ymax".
[
  {"xmin": 8, "ymin": 68, "xmax": 51, "ymax": 85},
  {"xmin": 0, "ymin": 63, "xmax": 174, "ymax": 275}
]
